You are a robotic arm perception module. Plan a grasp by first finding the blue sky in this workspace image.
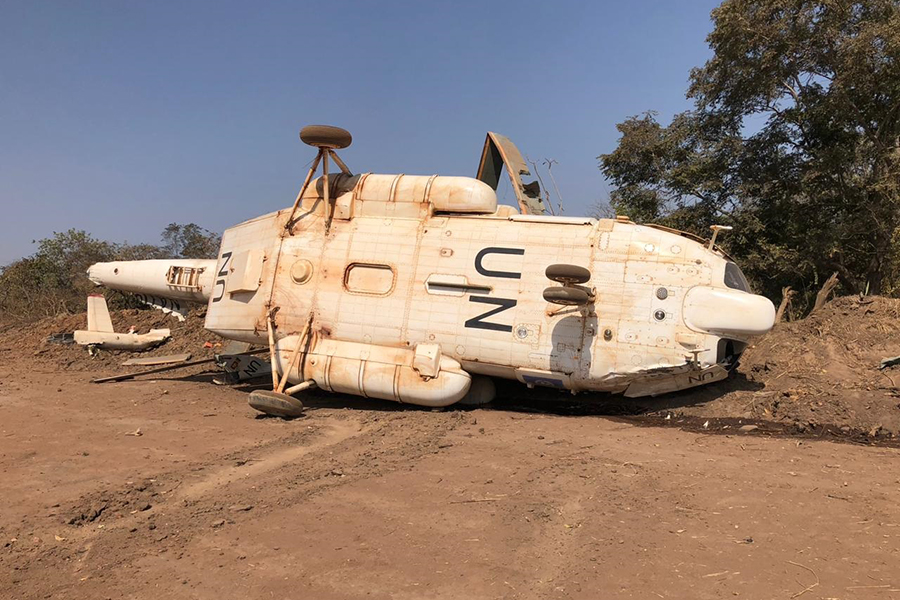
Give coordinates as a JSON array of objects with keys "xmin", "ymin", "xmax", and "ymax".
[{"xmin": 0, "ymin": 0, "xmax": 719, "ymax": 264}]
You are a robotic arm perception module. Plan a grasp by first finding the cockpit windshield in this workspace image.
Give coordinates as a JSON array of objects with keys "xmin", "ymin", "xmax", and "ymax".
[{"xmin": 724, "ymin": 262, "xmax": 750, "ymax": 292}]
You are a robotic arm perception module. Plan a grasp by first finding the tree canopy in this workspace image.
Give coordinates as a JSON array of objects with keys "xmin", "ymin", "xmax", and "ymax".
[
  {"xmin": 160, "ymin": 223, "xmax": 222, "ymax": 260},
  {"xmin": 600, "ymin": 0, "xmax": 900, "ymax": 311}
]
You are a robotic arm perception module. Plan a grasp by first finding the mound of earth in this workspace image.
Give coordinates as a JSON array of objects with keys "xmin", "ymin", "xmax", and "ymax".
[
  {"xmin": 0, "ymin": 306, "xmax": 222, "ymax": 373},
  {"xmin": 651, "ymin": 295, "xmax": 900, "ymax": 437}
]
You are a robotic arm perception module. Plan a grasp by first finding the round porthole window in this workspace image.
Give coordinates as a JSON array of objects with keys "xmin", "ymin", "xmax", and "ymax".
[{"xmin": 654, "ymin": 310, "xmax": 666, "ymax": 321}]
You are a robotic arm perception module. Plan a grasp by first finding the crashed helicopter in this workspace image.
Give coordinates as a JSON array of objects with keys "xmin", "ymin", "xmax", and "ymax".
[{"xmin": 87, "ymin": 126, "xmax": 776, "ymax": 417}]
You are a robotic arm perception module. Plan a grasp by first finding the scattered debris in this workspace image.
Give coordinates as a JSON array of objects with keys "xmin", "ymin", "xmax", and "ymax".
[
  {"xmin": 786, "ymin": 560, "xmax": 819, "ymax": 598},
  {"xmin": 74, "ymin": 295, "xmax": 170, "ymax": 351},
  {"xmin": 122, "ymin": 353, "xmax": 192, "ymax": 367},
  {"xmin": 125, "ymin": 428, "xmax": 143, "ymax": 437},
  {"xmin": 879, "ymin": 355, "xmax": 900, "ymax": 370},
  {"xmin": 213, "ymin": 344, "xmax": 271, "ymax": 384},
  {"xmin": 45, "ymin": 333, "xmax": 74, "ymax": 345},
  {"xmin": 449, "ymin": 495, "xmax": 507, "ymax": 504},
  {"xmin": 93, "ymin": 357, "xmax": 219, "ymax": 383},
  {"xmin": 94, "ymin": 347, "xmax": 266, "ymax": 384}
]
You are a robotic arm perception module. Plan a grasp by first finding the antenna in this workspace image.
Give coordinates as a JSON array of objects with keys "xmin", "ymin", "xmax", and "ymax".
[
  {"xmin": 542, "ymin": 159, "xmax": 564, "ymax": 214},
  {"xmin": 708, "ymin": 224, "xmax": 733, "ymax": 250},
  {"xmin": 526, "ymin": 155, "xmax": 554, "ymax": 215},
  {"xmin": 285, "ymin": 125, "xmax": 353, "ymax": 234}
]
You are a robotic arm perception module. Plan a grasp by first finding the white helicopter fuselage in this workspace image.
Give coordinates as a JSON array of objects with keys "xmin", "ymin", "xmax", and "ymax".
[
  {"xmin": 88, "ymin": 170, "xmax": 775, "ymax": 405},
  {"xmin": 86, "ymin": 127, "xmax": 775, "ymax": 412},
  {"xmin": 102, "ymin": 172, "xmax": 769, "ymax": 404}
]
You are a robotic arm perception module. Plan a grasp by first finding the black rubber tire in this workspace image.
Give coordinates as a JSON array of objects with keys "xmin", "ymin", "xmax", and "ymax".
[
  {"xmin": 543, "ymin": 286, "xmax": 591, "ymax": 306},
  {"xmin": 299, "ymin": 125, "xmax": 352, "ymax": 149},
  {"xmin": 546, "ymin": 264, "xmax": 591, "ymax": 285},
  {"xmin": 248, "ymin": 390, "xmax": 305, "ymax": 418}
]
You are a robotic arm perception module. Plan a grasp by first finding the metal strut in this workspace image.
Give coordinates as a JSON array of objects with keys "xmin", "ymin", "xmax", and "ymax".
[
  {"xmin": 275, "ymin": 316, "xmax": 313, "ymax": 394},
  {"xmin": 284, "ymin": 146, "xmax": 350, "ymax": 235},
  {"xmin": 262, "ymin": 127, "xmax": 352, "ymax": 399}
]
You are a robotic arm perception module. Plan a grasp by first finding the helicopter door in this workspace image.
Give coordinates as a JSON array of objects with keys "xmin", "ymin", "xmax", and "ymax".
[{"xmin": 475, "ymin": 132, "xmax": 546, "ymax": 216}]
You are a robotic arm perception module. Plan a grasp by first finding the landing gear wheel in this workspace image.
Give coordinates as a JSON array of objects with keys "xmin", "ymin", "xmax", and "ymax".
[
  {"xmin": 545, "ymin": 264, "xmax": 591, "ymax": 285},
  {"xmin": 248, "ymin": 390, "xmax": 305, "ymax": 418},
  {"xmin": 543, "ymin": 286, "xmax": 591, "ymax": 306},
  {"xmin": 299, "ymin": 125, "xmax": 353, "ymax": 149},
  {"xmin": 457, "ymin": 376, "xmax": 496, "ymax": 406}
]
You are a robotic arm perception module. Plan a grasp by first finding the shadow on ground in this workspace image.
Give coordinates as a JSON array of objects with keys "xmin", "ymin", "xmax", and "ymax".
[
  {"xmin": 151, "ymin": 369, "xmax": 900, "ymax": 446},
  {"xmin": 204, "ymin": 370, "xmax": 763, "ymax": 418}
]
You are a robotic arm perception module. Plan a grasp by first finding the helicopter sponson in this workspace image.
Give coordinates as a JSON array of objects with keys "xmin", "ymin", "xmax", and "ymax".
[{"xmin": 87, "ymin": 127, "xmax": 775, "ymax": 412}]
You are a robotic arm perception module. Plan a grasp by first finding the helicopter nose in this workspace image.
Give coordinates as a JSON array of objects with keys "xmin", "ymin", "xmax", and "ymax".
[{"xmin": 682, "ymin": 286, "xmax": 775, "ymax": 338}]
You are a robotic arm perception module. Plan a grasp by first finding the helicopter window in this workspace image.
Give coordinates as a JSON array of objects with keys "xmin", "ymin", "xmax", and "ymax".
[
  {"xmin": 724, "ymin": 262, "xmax": 750, "ymax": 292},
  {"xmin": 344, "ymin": 263, "xmax": 395, "ymax": 295}
]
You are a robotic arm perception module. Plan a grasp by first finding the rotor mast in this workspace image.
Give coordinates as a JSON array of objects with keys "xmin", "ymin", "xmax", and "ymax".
[{"xmin": 285, "ymin": 125, "xmax": 353, "ymax": 234}]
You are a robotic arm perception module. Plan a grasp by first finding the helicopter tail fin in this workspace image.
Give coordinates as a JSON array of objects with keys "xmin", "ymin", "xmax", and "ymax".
[{"xmin": 86, "ymin": 294, "xmax": 114, "ymax": 333}]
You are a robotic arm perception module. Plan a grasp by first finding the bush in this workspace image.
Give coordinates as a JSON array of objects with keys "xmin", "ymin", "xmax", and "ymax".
[{"xmin": 0, "ymin": 224, "xmax": 220, "ymax": 323}]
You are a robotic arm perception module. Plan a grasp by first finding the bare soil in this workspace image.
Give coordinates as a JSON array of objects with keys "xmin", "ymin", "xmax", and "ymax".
[
  {"xmin": 1, "ymin": 299, "xmax": 899, "ymax": 599},
  {"xmin": 636, "ymin": 295, "xmax": 900, "ymax": 438},
  {"xmin": 0, "ymin": 307, "xmax": 220, "ymax": 373}
]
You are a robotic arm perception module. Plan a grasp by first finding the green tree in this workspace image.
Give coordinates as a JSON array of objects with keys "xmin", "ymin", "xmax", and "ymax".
[
  {"xmin": 600, "ymin": 0, "xmax": 900, "ymax": 308},
  {"xmin": 0, "ymin": 230, "xmax": 118, "ymax": 319},
  {"xmin": 160, "ymin": 223, "xmax": 221, "ymax": 259}
]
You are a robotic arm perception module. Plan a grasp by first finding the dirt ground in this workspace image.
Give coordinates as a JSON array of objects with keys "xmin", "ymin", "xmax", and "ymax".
[
  {"xmin": 665, "ymin": 295, "xmax": 900, "ymax": 437},
  {"xmin": 1, "ymin": 300, "xmax": 900, "ymax": 599}
]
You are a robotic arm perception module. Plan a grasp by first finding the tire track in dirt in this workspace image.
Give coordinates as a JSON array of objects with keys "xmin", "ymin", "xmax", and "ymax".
[
  {"xmin": 2, "ymin": 408, "xmax": 471, "ymax": 596},
  {"xmin": 2, "ymin": 412, "xmax": 363, "ymax": 589},
  {"xmin": 467, "ymin": 419, "xmax": 709, "ymax": 599},
  {"xmin": 178, "ymin": 417, "xmax": 362, "ymax": 500}
]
